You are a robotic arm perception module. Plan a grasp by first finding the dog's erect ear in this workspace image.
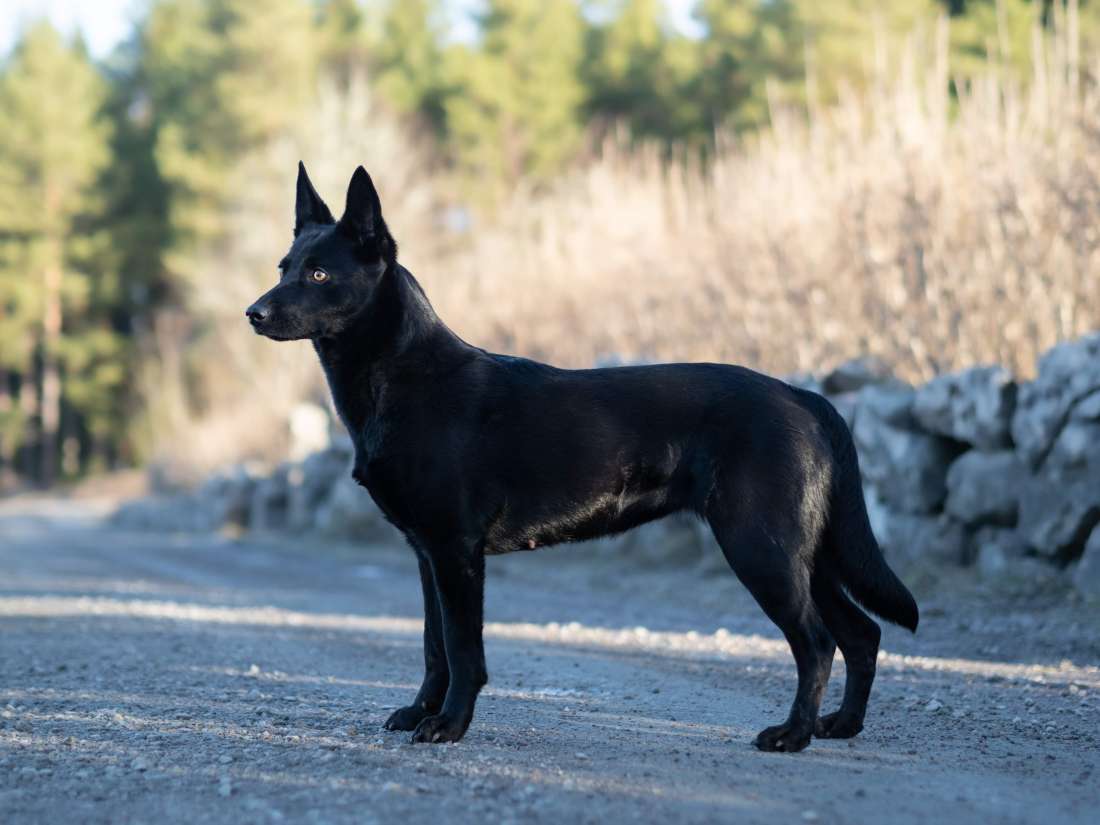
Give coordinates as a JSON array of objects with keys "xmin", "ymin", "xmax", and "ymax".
[
  {"xmin": 338, "ymin": 166, "xmax": 385, "ymax": 243},
  {"xmin": 295, "ymin": 161, "xmax": 334, "ymax": 235}
]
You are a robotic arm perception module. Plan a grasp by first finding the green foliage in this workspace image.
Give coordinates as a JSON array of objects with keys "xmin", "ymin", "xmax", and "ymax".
[
  {"xmin": 374, "ymin": 0, "xmax": 447, "ymax": 131},
  {"xmin": 0, "ymin": 22, "xmax": 118, "ymax": 477},
  {"xmin": 0, "ymin": 24, "xmax": 110, "ymax": 236},
  {"xmin": 444, "ymin": 0, "xmax": 587, "ymax": 189},
  {"xmin": 945, "ymin": 0, "xmax": 1100, "ymax": 78},
  {"xmin": 794, "ymin": 0, "xmax": 942, "ymax": 96},
  {"xmin": 580, "ymin": 0, "xmax": 701, "ymax": 145},
  {"xmin": 583, "ymin": 0, "xmax": 668, "ymax": 135},
  {"xmin": 315, "ymin": 0, "xmax": 372, "ymax": 85},
  {"xmin": 695, "ymin": 0, "xmax": 805, "ymax": 130},
  {"xmin": 949, "ymin": 0, "xmax": 1042, "ymax": 76}
]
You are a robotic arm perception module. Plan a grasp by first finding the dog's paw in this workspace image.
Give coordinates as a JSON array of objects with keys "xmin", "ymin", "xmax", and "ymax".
[
  {"xmin": 814, "ymin": 710, "xmax": 863, "ymax": 739},
  {"xmin": 384, "ymin": 705, "xmax": 432, "ymax": 732},
  {"xmin": 754, "ymin": 722, "xmax": 812, "ymax": 753},
  {"xmin": 410, "ymin": 713, "xmax": 468, "ymax": 744}
]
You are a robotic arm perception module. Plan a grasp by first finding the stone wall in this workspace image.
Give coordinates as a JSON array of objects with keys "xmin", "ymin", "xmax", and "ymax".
[{"xmin": 113, "ymin": 333, "xmax": 1100, "ymax": 602}]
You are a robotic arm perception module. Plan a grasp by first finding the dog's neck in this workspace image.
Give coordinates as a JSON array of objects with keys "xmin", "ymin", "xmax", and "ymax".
[{"xmin": 312, "ymin": 264, "xmax": 472, "ymax": 437}]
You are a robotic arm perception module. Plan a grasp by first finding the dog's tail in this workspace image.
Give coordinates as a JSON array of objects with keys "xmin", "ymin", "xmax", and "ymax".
[{"xmin": 807, "ymin": 393, "xmax": 920, "ymax": 632}]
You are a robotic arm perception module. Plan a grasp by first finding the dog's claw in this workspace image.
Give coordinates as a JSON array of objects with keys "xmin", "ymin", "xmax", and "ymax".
[
  {"xmin": 814, "ymin": 710, "xmax": 864, "ymax": 739},
  {"xmin": 385, "ymin": 705, "xmax": 432, "ymax": 732},
  {"xmin": 411, "ymin": 712, "xmax": 468, "ymax": 744},
  {"xmin": 754, "ymin": 721, "xmax": 812, "ymax": 752}
]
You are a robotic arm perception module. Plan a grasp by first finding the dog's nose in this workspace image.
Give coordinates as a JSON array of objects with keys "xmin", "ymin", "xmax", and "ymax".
[{"xmin": 246, "ymin": 303, "xmax": 269, "ymax": 323}]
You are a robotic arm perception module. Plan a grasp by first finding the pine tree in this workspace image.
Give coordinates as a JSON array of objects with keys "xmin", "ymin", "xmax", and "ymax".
[
  {"xmin": 139, "ymin": 0, "xmax": 320, "ymax": 279},
  {"xmin": 315, "ymin": 0, "xmax": 372, "ymax": 86},
  {"xmin": 374, "ymin": 0, "xmax": 447, "ymax": 132},
  {"xmin": 584, "ymin": 0, "xmax": 684, "ymax": 141},
  {"xmin": 695, "ymin": 0, "xmax": 804, "ymax": 131},
  {"xmin": 0, "ymin": 22, "xmax": 112, "ymax": 483},
  {"xmin": 445, "ymin": 0, "xmax": 587, "ymax": 190}
]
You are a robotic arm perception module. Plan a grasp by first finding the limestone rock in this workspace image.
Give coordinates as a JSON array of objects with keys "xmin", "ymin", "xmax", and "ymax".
[
  {"xmin": 853, "ymin": 385, "xmax": 957, "ymax": 514},
  {"xmin": 822, "ymin": 356, "xmax": 895, "ymax": 395},
  {"xmin": 1071, "ymin": 526, "xmax": 1100, "ymax": 602},
  {"xmin": 1017, "ymin": 463, "xmax": 1100, "ymax": 561},
  {"xmin": 944, "ymin": 450, "xmax": 1024, "ymax": 527},
  {"xmin": 912, "ymin": 366, "xmax": 1015, "ymax": 450},
  {"xmin": 1011, "ymin": 333, "xmax": 1100, "ymax": 467}
]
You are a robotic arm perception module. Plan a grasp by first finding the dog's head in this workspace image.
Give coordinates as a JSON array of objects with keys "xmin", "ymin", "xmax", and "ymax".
[{"xmin": 246, "ymin": 163, "xmax": 397, "ymax": 341}]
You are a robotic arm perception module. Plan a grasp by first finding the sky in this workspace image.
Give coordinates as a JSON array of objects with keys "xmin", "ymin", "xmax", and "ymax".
[{"xmin": 0, "ymin": 0, "xmax": 704, "ymax": 60}]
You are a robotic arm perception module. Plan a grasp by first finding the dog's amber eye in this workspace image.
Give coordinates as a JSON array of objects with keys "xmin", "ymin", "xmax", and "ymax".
[{"xmin": 310, "ymin": 269, "xmax": 329, "ymax": 284}]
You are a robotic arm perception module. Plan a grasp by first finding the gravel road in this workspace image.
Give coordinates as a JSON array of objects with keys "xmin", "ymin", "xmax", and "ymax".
[{"xmin": 1, "ymin": 495, "xmax": 1098, "ymax": 825}]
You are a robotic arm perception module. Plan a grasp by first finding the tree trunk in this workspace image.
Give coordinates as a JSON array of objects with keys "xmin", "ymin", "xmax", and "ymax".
[
  {"xmin": 0, "ymin": 368, "xmax": 11, "ymax": 486},
  {"xmin": 18, "ymin": 360, "xmax": 39, "ymax": 480},
  {"xmin": 39, "ymin": 255, "xmax": 62, "ymax": 486}
]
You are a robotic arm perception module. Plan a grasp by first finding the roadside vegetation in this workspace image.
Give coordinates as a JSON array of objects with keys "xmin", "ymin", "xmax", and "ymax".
[{"xmin": 2, "ymin": 0, "xmax": 1098, "ymax": 482}]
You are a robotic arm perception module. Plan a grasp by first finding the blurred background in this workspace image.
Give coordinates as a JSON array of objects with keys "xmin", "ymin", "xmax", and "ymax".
[{"xmin": 1, "ymin": 0, "xmax": 1099, "ymax": 491}]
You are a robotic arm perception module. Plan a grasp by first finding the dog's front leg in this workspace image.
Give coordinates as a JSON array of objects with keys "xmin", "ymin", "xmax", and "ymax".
[
  {"xmin": 410, "ymin": 544, "xmax": 487, "ymax": 744},
  {"xmin": 384, "ymin": 553, "xmax": 449, "ymax": 731}
]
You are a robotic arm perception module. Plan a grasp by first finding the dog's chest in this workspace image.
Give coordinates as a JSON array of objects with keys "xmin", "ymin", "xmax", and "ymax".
[
  {"xmin": 349, "ymin": 436, "xmax": 409, "ymax": 525},
  {"xmin": 348, "ymin": 421, "xmax": 448, "ymax": 533}
]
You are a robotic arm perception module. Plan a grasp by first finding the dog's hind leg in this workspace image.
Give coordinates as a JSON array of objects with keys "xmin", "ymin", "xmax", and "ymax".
[
  {"xmin": 385, "ymin": 552, "xmax": 450, "ymax": 731},
  {"xmin": 410, "ymin": 543, "xmax": 488, "ymax": 744},
  {"xmin": 709, "ymin": 517, "xmax": 835, "ymax": 752},
  {"xmin": 811, "ymin": 568, "xmax": 881, "ymax": 739}
]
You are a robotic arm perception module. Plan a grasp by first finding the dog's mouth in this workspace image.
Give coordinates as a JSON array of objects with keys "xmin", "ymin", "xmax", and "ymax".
[
  {"xmin": 254, "ymin": 327, "xmax": 301, "ymax": 342},
  {"xmin": 249, "ymin": 317, "xmax": 302, "ymax": 342}
]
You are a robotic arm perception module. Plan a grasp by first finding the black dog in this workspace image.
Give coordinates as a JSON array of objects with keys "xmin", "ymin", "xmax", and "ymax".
[{"xmin": 246, "ymin": 164, "xmax": 919, "ymax": 752}]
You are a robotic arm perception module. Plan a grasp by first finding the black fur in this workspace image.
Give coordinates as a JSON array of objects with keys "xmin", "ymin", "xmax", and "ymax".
[{"xmin": 246, "ymin": 164, "xmax": 919, "ymax": 751}]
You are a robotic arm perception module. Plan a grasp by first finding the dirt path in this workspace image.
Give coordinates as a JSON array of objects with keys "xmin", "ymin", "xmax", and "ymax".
[{"xmin": 1, "ymin": 496, "xmax": 1098, "ymax": 824}]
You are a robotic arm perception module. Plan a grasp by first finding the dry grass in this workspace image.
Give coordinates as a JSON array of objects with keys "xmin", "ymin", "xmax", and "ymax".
[
  {"xmin": 145, "ymin": 15, "xmax": 1100, "ymax": 475},
  {"xmin": 435, "ymin": 16, "xmax": 1100, "ymax": 379}
]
